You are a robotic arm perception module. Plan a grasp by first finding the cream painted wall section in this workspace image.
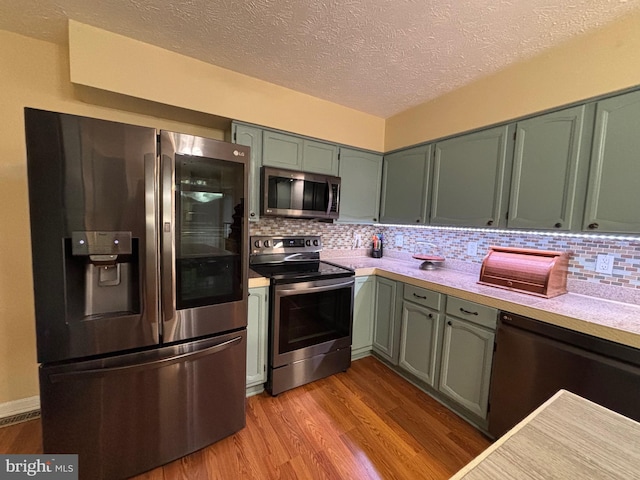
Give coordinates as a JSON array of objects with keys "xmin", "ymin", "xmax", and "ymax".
[
  {"xmin": 0, "ymin": 30, "xmax": 235, "ymax": 405},
  {"xmin": 68, "ymin": 21, "xmax": 385, "ymax": 153},
  {"xmin": 385, "ymin": 10, "xmax": 640, "ymax": 151}
]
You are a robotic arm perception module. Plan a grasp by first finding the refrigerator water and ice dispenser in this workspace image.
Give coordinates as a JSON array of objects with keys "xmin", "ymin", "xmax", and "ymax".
[{"xmin": 69, "ymin": 231, "xmax": 138, "ymax": 318}]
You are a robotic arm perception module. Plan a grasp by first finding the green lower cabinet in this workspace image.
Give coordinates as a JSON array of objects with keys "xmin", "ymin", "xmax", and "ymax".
[
  {"xmin": 398, "ymin": 301, "xmax": 443, "ymax": 387},
  {"xmin": 352, "ymin": 276, "xmax": 375, "ymax": 359},
  {"xmin": 372, "ymin": 277, "xmax": 401, "ymax": 364},
  {"xmin": 438, "ymin": 316, "xmax": 495, "ymax": 419},
  {"xmin": 247, "ymin": 287, "xmax": 268, "ymax": 393}
]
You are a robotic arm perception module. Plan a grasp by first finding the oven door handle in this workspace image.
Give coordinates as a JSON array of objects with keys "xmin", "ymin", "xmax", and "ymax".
[{"xmin": 276, "ymin": 278, "xmax": 354, "ymax": 296}]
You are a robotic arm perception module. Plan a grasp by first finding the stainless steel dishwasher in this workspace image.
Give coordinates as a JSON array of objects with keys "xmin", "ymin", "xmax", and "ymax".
[{"xmin": 488, "ymin": 311, "xmax": 640, "ymax": 438}]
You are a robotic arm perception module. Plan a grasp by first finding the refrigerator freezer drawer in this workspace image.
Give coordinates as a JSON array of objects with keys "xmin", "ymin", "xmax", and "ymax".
[{"xmin": 39, "ymin": 330, "xmax": 247, "ymax": 480}]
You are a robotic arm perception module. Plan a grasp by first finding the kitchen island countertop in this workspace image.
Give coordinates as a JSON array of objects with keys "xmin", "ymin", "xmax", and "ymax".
[{"xmin": 450, "ymin": 389, "xmax": 640, "ymax": 479}]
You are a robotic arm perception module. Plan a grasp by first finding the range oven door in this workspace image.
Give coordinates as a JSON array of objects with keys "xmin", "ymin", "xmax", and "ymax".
[{"xmin": 271, "ymin": 276, "xmax": 354, "ymax": 368}]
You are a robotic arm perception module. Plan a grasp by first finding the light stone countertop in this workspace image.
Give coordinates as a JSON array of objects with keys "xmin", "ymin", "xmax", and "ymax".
[
  {"xmin": 450, "ymin": 390, "xmax": 640, "ymax": 479},
  {"xmin": 249, "ymin": 254, "xmax": 640, "ymax": 349}
]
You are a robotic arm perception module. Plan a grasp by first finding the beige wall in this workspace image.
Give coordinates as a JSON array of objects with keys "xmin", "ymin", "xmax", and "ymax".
[
  {"xmin": 0, "ymin": 26, "xmax": 384, "ymax": 405},
  {"xmin": 2, "ymin": 10, "xmax": 640, "ymax": 405},
  {"xmin": 385, "ymin": 10, "xmax": 640, "ymax": 151},
  {"xmin": 68, "ymin": 21, "xmax": 385, "ymax": 152},
  {"xmin": 0, "ymin": 30, "xmax": 234, "ymax": 405}
]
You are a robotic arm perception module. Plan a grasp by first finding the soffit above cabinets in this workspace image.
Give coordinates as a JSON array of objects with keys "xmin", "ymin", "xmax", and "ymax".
[{"xmin": 1, "ymin": 0, "xmax": 639, "ymax": 118}]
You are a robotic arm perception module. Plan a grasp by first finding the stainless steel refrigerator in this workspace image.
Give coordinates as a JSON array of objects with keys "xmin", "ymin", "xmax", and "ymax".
[{"xmin": 24, "ymin": 108, "xmax": 249, "ymax": 479}]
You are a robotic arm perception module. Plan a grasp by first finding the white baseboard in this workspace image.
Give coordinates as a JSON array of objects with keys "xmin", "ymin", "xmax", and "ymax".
[{"xmin": 0, "ymin": 395, "xmax": 40, "ymax": 418}]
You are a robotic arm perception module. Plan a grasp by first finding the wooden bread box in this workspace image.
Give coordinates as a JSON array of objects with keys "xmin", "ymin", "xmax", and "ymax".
[{"xmin": 478, "ymin": 246, "xmax": 569, "ymax": 298}]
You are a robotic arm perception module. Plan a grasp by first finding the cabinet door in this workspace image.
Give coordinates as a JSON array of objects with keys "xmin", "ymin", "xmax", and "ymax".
[
  {"xmin": 508, "ymin": 106, "xmax": 587, "ymax": 231},
  {"xmin": 399, "ymin": 301, "xmax": 442, "ymax": 387},
  {"xmin": 352, "ymin": 276, "xmax": 375, "ymax": 359},
  {"xmin": 247, "ymin": 287, "xmax": 268, "ymax": 388},
  {"xmin": 379, "ymin": 145, "xmax": 432, "ymax": 224},
  {"xmin": 584, "ymin": 90, "xmax": 640, "ymax": 233},
  {"xmin": 431, "ymin": 125, "xmax": 512, "ymax": 227},
  {"xmin": 302, "ymin": 139, "xmax": 339, "ymax": 176},
  {"xmin": 262, "ymin": 131, "xmax": 303, "ymax": 170},
  {"xmin": 373, "ymin": 277, "xmax": 400, "ymax": 364},
  {"xmin": 338, "ymin": 148, "xmax": 383, "ymax": 223},
  {"xmin": 439, "ymin": 317, "xmax": 495, "ymax": 419},
  {"xmin": 233, "ymin": 123, "xmax": 263, "ymax": 222}
]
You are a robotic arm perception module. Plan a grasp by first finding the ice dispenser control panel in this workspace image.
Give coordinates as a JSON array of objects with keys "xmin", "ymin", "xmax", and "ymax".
[{"xmin": 71, "ymin": 231, "xmax": 133, "ymax": 256}]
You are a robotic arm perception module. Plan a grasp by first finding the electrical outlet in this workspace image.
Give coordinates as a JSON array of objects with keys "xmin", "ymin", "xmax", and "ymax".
[
  {"xmin": 395, "ymin": 234, "xmax": 404, "ymax": 247},
  {"xmin": 595, "ymin": 254, "xmax": 614, "ymax": 275},
  {"xmin": 467, "ymin": 242, "xmax": 478, "ymax": 256}
]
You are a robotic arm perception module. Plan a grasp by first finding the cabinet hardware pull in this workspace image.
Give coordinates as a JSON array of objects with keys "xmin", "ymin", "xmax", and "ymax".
[
  {"xmin": 486, "ymin": 219, "xmax": 494, "ymax": 226},
  {"xmin": 413, "ymin": 293, "xmax": 427, "ymax": 299},
  {"xmin": 447, "ymin": 320, "xmax": 452, "ymax": 326},
  {"xmin": 554, "ymin": 222, "xmax": 562, "ymax": 228},
  {"xmin": 460, "ymin": 307, "xmax": 478, "ymax": 316},
  {"xmin": 373, "ymin": 218, "xmax": 377, "ymax": 221},
  {"xmin": 588, "ymin": 222, "xmax": 599, "ymax": 230},
  {"xmin": 428, "ymin": 313, "xmax": 434, "ymax": 319}
]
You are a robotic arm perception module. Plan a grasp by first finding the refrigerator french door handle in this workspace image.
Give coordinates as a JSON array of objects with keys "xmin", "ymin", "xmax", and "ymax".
[
  {"xmin": 47, "ymin": 336, "xmax": 243, "ymax": 383},
  {"xmin": 160, "ymin": 139, "xmax": 177, "ymax": 339},
  {"xmin": 144, "ymin": 153, "xmax": 160, "ymax": 342}
]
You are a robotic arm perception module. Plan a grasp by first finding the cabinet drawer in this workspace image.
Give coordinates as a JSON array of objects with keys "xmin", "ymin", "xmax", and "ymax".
[
  {"xmin": 446, "ymin": 297, "xmax": 497, "ymax": 329},
  {"xmin": 404, "ymin": 284, "xmax": 443, "ymax": 311}
]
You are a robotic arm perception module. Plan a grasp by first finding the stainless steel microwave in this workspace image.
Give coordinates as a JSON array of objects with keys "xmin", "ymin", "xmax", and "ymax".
[{"xmin": 261, "ymin": 167, "xmax": 340, "ymax": 220}]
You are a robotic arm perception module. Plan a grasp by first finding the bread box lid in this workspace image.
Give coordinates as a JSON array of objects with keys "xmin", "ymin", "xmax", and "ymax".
[{"xmin": 478, "ymin": 246, "xmax": 569, "ymax": 298}]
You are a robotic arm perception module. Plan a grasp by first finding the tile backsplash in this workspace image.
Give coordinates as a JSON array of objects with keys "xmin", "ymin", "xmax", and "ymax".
[{"xmin": 250, "ymin": 218, "xmax": 640, "ymax": 303}]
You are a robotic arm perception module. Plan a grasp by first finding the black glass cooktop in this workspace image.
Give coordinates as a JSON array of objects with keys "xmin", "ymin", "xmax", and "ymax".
[{"xmin": 250, "ymin": 260, "xmax": 354, "ymax": 283}]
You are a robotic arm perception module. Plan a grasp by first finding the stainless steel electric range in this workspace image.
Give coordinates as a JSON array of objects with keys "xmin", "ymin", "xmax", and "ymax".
[{"xmin": 249, "ymin": 235, "xmax": 355, "ymax": 395}]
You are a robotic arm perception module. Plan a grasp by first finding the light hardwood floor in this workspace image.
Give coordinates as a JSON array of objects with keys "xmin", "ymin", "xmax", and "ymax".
[{"xmin": 0, "ymin": 356, "xmax": 491, "ymax": 479}]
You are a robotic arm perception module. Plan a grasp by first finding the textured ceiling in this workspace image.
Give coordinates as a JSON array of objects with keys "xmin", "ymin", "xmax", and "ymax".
[{"xmin": 1, "ymin": 0, "xmax": 639, "ymax": 117}]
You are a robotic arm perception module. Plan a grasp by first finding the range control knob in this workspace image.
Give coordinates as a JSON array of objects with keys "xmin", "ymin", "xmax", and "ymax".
[
  {"xmin": 264, "ymin": 240, "xmax": 270, "ymax": 248},
  {"xmin": 305, "ymin": 239, "xmax": 311, "ymax": 246},
  {"xmin": 254, "ymin": 240, "xmax": 261, "ymax": 248},
  {"xmin": 313, "ymin": 239, "xmax": 319, "ymax": 246}
]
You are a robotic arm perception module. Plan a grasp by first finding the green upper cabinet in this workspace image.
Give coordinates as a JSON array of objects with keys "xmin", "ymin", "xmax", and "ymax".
[
  {"xmin": 262, "ymin": 130, "xmax": 339, "ymax": 175},
  {"xmin": 338, "ymin": 147, "xmax": 383, "ymax": 223},
  {"xmin": 232, "ymin": 122, "xmax": 263, "ymax": 222},
  {"xmin": 262, "ymin": 130, "xmax": 303, "ymax": 170},
  {"xmin": 507, "ymin": 106, "xmax": 589, "ymax": 231},
  {"xmin": 302, "ymin": 139, "xmax": 339, "ymax": 175},
  {"xmin": 431, "ymin": 125, "xmax": 513, "ymax": 228},
  {"xmin": 379, "ymin": 144, "xmax": 432, "ymax": 225},
  {"xmin": 583, "ymin": 90, "xmax": 640, "ymax": 233}
]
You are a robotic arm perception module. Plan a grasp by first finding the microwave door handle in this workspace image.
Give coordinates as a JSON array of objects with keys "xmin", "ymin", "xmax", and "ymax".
[{"xmin": 326, "ymin": 179, "xmax": 333, "ymax": 216}]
